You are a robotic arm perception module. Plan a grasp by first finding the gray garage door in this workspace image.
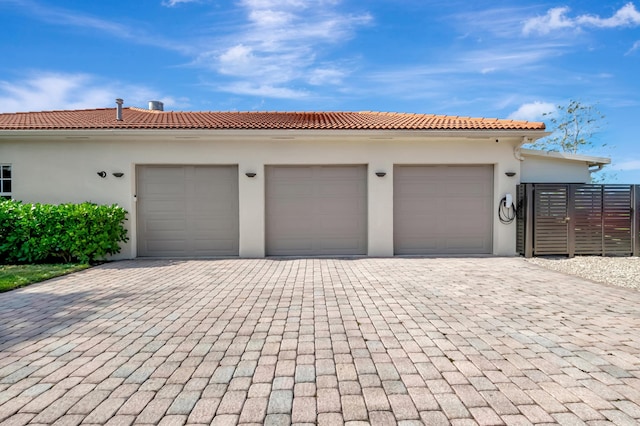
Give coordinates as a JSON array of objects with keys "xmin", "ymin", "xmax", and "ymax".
[
  {"xmin": 266, "ymin": 165, "xmax": 367, "ymax": 256},
  {"xmin": 394, "ymin": 165, "xmax": 493, "ymax": 255},
  {"xmin": 137, "ymin": 165, "xmax": 239, "ymax": 257}
]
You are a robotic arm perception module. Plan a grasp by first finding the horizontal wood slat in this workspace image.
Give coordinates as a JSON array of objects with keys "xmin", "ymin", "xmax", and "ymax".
[
  {"xmin": 603, "ymin": 186, "xmax": 632, "ymax": 254},
  {"xmin": 574, "ymin": 185, "xmax": 603, "ymax": 255},
  {"xmin": 533, "ymin": 185, "xmax": 568, "ymax": 255}
]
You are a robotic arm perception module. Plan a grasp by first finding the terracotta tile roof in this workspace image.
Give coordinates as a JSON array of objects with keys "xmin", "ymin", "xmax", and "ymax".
[{"xmin": 0, "ymin": 107, "xmax": 546, "ymax": 131}]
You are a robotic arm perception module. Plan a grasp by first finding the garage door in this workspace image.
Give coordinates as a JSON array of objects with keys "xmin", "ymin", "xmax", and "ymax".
[
  {"xmin": 137, "ymin": 165, "xmax": 239, "ymax": 257},
  {"xmin": 394, "ymin": 165, "xmax": 493, "ymax": 255},
  {"xmin": 266, "ymin": 165, "xmax": 367, "ymax": 256}
]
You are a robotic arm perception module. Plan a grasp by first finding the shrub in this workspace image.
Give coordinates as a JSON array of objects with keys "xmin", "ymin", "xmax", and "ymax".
[{"xmin": 0, "ymin": 200, "xmax": 128, "ymax": 264}]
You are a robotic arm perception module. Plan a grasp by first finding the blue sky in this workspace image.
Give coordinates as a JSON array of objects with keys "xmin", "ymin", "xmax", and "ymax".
[{"xmin": 1, "ymin": 0, "xmax": 639, "ymax": 182}]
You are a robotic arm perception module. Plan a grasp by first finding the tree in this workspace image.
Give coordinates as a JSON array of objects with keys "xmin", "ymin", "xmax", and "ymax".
[{"xmin": 531, "ymin": 100, "xmax": 606, "ymax": 154}]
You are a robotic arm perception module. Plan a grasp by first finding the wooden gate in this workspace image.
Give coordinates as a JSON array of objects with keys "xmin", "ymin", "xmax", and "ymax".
[{"xmin": 517, "ymin": 184, "xmax": 640, "ymax": 257}]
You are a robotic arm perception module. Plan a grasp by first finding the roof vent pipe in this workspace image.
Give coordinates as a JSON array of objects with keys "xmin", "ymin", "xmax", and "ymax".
[
  {"xmin": 115, "ymin": 98, "xmax": 124, "ymax": 121},
  {"xmin": 148, "ymin": 101, "xmax": 164, "ymax": 111}
]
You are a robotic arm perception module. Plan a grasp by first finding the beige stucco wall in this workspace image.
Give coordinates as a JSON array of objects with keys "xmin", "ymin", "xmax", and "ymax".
[
  {"xmin": 521, "ymin": 155, "xmax": 592, "ymax": 183},
  {"xmin": 1, "ymin": 130, "xmax": 527, "ymax": 258}
]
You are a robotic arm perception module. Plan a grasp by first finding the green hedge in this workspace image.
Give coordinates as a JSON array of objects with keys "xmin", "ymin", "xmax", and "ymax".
[{"xmin": 0, "ymin": 200, "xmax": 128, "ymax": 264}]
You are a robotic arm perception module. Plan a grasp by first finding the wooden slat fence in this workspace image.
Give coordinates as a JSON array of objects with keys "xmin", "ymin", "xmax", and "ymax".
[{"xmin": 517, "ymin": 184, "xmax": 639, "ymax": 257}]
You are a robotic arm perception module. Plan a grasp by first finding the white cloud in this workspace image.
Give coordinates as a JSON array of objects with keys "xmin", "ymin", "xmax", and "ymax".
[
  {"xmin": 0, "ymin": 73, "xmax": 108, "ymax": 113},
  {"xmin": 367, "ymin": 41, "xmax": 563, "ymax": 91},
  {"xmin": 453, "ymin": 7, "xmax": 539, "ymax": 39},
  {"xmin": 162, "ymin": 0, "xmax": 199, "ymax": 6},
  {"xmin": 461, "ymin": 44, "xmax": 564, "ymax": 73},
  {"xmin": 9, "ymin": 0, "xmax": 190, "ymax": 53},
  {"xmin": 308, "ymin": 68, "xmax": 345, "ymax": 85},
  {"xmin": 218, "ymin": 44, "xmax": 256, "ymax": 75},
  {"xmin": 577, "ymin": 3, "xmax": 640, "ymax": 28},
  {"xmin": 523, "ymin": 7, "xmax": 575, "ymax": 35},
  {"xmin": 248, "ymin": 9, "xmax": 294, "ymax": 27},
  {"xmin": 0, "ymin": 72, "xmax": 177, "ymax": 113},
  {"xmin": 626, "ymin": 40, "xmax": 640, "ymax": 54},
  {"xmin": 5, "ymin": 0, "xmax": 368, "ymax": 101},
  {"xmin": 508, "ymin": 101, "xmax": 555, "ymax": 121},
  {"xmin": 20, "ymin": 0, "xmax": 130, "ymax": 34},
  {"xmin": 524, "ymin": 3, "xmax": 640, "ymax": 35},
  {"xmin": 199, "ymin": 0, "xmax": 371, "ymax": 98},
  {"xmin": 218, "ymin": 82, "xmax": 309, "ymax": 99}
]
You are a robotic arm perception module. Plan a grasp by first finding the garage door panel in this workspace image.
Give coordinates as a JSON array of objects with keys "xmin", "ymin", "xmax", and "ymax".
[
  {"xmin": 269, "ymin": 205, "xmax": 314, "ymax": 220},
  {"xmin": 193, "ymin": 238, "xmax": 237, "ymax": 251},
  {"xmin": 318, "ymin": 165, "xmax": 362, "ymax": 178},
  {"xmin": 446, "ymin": 183, "xmax": 490, "ymax": 197},
  {"xmin": 194, "ymin": 219, "xmax": 233, "ymax": 233},
  {"xmin": 144, "ymin": 166, "xmax": 184, "ymax": 179},
  {"xmin": 394, "ymin": 165, "xmax": 493, "ymax": 255},
  {"xmin": 269, "ymin": 219, "xmax": 316, "ymax": 234},
  {"xmin": 269, "ymin": 180, "xmax": 316, "ymax": 196},
  {"xmin": 445, "ymin": 237, "xmax": 488, "ymax": 250},
  {"xmin": 317, "ymin": 237, "xmax": 363, "ymax": 249},
  {"xmin": 448, "ymin": 168, "xmax": 489, "ymax": 179},
  {"xmin": 318, "ymin": 182, "xmax": 362, "ymax": 197},
  {"xmin": 444, "ymin": 198, "xmax": 488, "ymax": 212},
  {"xmin": 316, "ymin": 202, "xmax": 364, "ymax": 216},
  {"xmin": 318, "ymin": 220, "xmax": 362, "ymax": 233},
  {"xmin": 137, "ymin": 165, "xmax": 239, "ymax": 257},
  {"xmin": 272, "ymin": 166, "xmax": 314, "ymax": 178},
  {"xmin": 143, "ymin": 200, "xmax": 186, "ymax": 213},
  {"xmin": 146, "ymin": 240, "xmax": 187, "ymax": 252},
  {"xmin": 396, "ymin": 198, "xmax": 438, "ymax": 211},
  {"xmin": 397, "ymin": 238, "xmax": 438, "ymax": 251},
  {"xmin": 195, "ymin": 176, "xmax": 235, "ymax": 193},
  {"xmin": 266, "ymin": 165, "xmax": 367, "ymax": 256},
  {"xmin": 395, "ymin": 184, "xmax": 439, "ymax": 197},
  {"xmin": 193, "ymin": 203, "xmax": 236, "ymax": 216},
  {"xmin": 145, "ymin": 183, "xmax": 186, "ymax": 196},
  {"xmin": 145, "ymin": 219, "xmax": 187, "ymax": 231},
  {"xmin": 270, "ymin": 238, "xmax": 314, "ymax": 252},
  {"xmin": 194, "ymin": 188, "xmax": 234, "ymax": 201},
  {"xmin": 395, "ymin": 218, "xmax": 437, "ymax": 233}
]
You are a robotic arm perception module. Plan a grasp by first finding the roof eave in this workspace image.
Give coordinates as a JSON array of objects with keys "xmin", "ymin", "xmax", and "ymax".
[
  {"xmin": 520, "ymin": 148, "xmax": 611, "ymax": 166},
  {"xmin": 0, "ymin": 128, "xmax": 548, "ymax": 139}
]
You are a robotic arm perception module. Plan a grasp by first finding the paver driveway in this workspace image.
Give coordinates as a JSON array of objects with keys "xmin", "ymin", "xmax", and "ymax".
[{"xmin": 0, "ymin": 258, "xmax": 639, "ymax": 425}]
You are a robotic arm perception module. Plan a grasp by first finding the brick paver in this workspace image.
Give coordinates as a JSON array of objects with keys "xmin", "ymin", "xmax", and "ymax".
[{"xmin": 0, "ymin": 258, "xmax": 639, "ymax": 424}]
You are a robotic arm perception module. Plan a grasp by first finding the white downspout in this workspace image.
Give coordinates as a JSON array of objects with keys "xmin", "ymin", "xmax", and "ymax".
[{"xmin": 514, "ymin": 136, "xmax": 532, "ymax": 161}]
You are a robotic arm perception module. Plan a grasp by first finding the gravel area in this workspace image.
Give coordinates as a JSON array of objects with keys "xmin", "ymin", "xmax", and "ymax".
[{"xmin": 525, "ymin": 256, "xmax": 640, "ymax": 291}]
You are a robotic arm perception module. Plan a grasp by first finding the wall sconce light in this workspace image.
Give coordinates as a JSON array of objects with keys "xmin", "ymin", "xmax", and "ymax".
[
  {"xmin": 245, "ymin": 172, "xmax": 257, "ymax": 178},
  {"xmin": 375, "ymin": 172, "xmax": 387, "ymax": 177},
  {"xmin": 112, "ymin": 172, "xmax": 124, "ymax": 178},
  {"xmin": 97, "ymin": 171, "xmax": 107, "ymax": 178},
  {"xmin": 505, "ymin": 172, "xmax": 516, "ymax": 177}
]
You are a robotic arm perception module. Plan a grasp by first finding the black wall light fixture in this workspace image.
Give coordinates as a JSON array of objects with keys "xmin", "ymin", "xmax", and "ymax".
[
  {"xmin": 112, "ymin": 172, "xmax": 124, "ymax": 178},
  {"xmin": 97, "ymin": 171, "xmax": 107, "ymax": 178},
  {"xmin": 505, "ymin": 172, "xmax": 516, "ymax": 177},
  {"xmin": 375, "ymin": 172, "xmax": 387, "ymax": 177},
  {"xmin": 245, "ymin": 172, "xmax": 257, "ymax": 178}
]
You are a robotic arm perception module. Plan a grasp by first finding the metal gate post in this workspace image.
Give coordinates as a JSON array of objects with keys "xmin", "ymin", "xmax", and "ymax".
[
  {"xmin": 567, "ymin": 184, "xmax": 576, "ymax": 258},
  {"xmin": 525, "ymin": 184, "xmax": 534, "ymax": 258},
  {"xmin": 634, "ymin": 185, "xmax": 640, "ymax": 257}
]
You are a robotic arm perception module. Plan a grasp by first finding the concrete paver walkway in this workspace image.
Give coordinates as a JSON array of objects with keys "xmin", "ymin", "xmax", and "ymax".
[{"xmin": 0, "ymin": 258, "xmax": 639, "ymax": 425}]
